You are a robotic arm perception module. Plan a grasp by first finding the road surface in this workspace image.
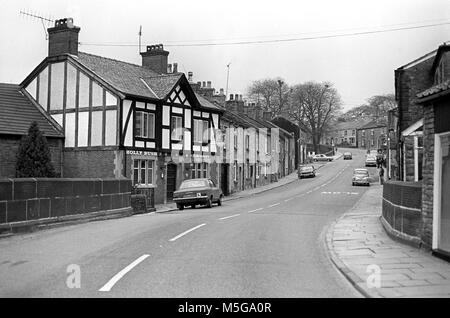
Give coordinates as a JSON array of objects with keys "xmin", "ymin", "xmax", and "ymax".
[{"xmin": 0, "ymin": 148, "xmax": 377, "ymax": 297}]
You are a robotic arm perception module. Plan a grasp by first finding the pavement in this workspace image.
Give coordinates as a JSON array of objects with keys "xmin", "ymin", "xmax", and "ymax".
[
  {"xmin": 0, "ymin": 149, "xmax": 365, "ymax": 297},
  {"xmin": 326, "ymin": 183, "xmax": 450, "ymax": 298}
]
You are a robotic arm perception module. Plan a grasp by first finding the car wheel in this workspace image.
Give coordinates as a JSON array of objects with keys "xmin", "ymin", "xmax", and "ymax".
[
  {"xmin": 177, "ymin": 204, "xmax": 184, "ymax": 210},
  {"xmin": 206, "ymin": 197, "xmax": 212, "ymax": 208},
  {"xmin": 191, "ymin": 204, "xmax": 196, "ymax": 209},
  {"xmin": 217, "ymin": 195, "xmax": 223, "ymax": 206},
  {"xmin": 352, "ymin": 182, "xmax": 355, "ymax": 186}
]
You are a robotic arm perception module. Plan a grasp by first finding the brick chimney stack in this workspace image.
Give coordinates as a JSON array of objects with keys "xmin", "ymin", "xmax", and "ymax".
[
  {"xmin": 140, "ymin": 44, "xmax": 169, "ymax": 74},
  {"xmin": 47, "ymin": 18, "xmax": 80, "ymax": 57}
]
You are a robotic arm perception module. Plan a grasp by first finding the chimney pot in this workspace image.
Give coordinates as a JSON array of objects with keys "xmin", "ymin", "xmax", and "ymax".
[
  {"xmin": 167, "ymin": 64, "xmax": 173, "ymax": 73},
  {"xmin": 207, "ymin": 81, "xmax": 211, "ymax": 88},
  {"xmin": 188, "ymin": 71, "xmax": 193, "ymax": 82},
  {"xmin": 219, "ymin": 88, "xmax": 224, "ymax": 95},
  {"xmin": 263, "ymin": 111, "xmax": 272, "ymax": 121},
  {"xmin": 140, "ymin": 43, "xmax": 169, "ymax": 73},
  {"xmin": 173, "ymin": 63, "xmax": 178, "ymax": 73},
  {"xmin": 230, "ymin": 94, "xmax": 234, "ymax": 100},
  {"xmin": 47, "ymin": 17, "xmax": 80, "ymax": 57}
]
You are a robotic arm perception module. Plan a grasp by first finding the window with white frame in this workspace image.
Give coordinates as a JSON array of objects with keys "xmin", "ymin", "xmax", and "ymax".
[
  {"xmin": 245, "ymin": 135, "xmax": 250, "ymax": 150},
  {"xmin": 233, "ymin": 161, "xmax": 237, "ymax": 181},
  {"xmin": 202, "ymin": 120, "xmax": 209, "ymax": 143},
  {"xmin": 194, "ymin": 119, "xmax": 202, "ymax": 143},
  {"xmin": 371, "ymin": 129, "xmax": 374, "ymax": 136},
  {"xmin": 362, "ymin": 130, "xmax": 365, "ymax": 137},
  {"xmin": 233, "ymin": 131, "xmax": 238, "ymax": 149},
  {"xmin": 171, "ymin": 116, "xmax": 183, "ymax": 140},
  {"xmin": 135, "ymin": 111, "xmax": 155, "ymax": 138},
  {"xmin": 132, "ymin": 159, "xmax": 154, "ymax": 186}
]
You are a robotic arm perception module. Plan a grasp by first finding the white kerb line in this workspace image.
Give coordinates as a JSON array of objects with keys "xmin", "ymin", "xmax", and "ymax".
[
  {"xmin": 219, "ymin": 214, "xmax": 240, "ymax": 220},
  {"xmin": 169, "ymin": 223, "xmax": 206, "ymax": 242},
  {"xmin": 99, "ymin": 254, "xmax": 150, "ymax": 292}
]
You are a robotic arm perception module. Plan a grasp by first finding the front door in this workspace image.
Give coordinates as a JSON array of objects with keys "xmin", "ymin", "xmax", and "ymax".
[
  {"xmin": 220, "ymin": 164, "xmax": 229, "ymax": 196},
  {"xmin": 166, "ymin": 163, "xmax": 177, "ymax": 202}
]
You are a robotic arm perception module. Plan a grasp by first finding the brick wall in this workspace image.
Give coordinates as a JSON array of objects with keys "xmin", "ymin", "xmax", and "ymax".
[
  {"xmin": 63, "ymin": 148, "xmax": 118, "ymax": 178},
  {"xmin": 421, "ymin": 104, "xmax": 435, "ymax": 248},
  {"xmin": 396, "ymin": 57, "xmax": 434, "ymax": 132},
  {"xmin": 0, "ymin": 135, "xmax": 63, "ymax": 178},
  {"xmin": 0, "ymin": 178, "xmax": 131, "ymax": 225}
]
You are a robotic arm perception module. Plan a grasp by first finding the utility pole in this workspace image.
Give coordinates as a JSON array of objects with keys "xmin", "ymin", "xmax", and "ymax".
[{"xmin": 225, "ymin": 63, "xmax": 231, "ymax": 99}]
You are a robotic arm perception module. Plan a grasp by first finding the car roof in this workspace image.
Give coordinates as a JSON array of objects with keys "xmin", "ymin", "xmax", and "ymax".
[{"xmin": 354, "ymin": 168, "xmax": 369, "ymax": 172}]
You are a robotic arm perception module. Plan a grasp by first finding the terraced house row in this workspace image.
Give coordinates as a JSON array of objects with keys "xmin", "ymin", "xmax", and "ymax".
[{"xmin": 0, "ymin": 18, "xmax": 295, "ymax": 205}]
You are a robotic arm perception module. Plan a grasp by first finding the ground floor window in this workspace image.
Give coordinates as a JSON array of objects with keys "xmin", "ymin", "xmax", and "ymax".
[
  {"xmin": 233, "ymin": 161, "xmax": 237, "ymax": 181},
  {"xmin": 133, "ymin": 159, "xmax": 154, "ymax": 186},
  {"xmin": 191, "ymin": 162, "xmax": 208, "ymax": 179}
]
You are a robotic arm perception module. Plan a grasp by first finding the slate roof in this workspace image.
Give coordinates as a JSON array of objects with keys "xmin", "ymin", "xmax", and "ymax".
[
  {"xmin": 75, "ymin": 52, "xmax": 160, "ymax": 99},
  {"xmin": 142, "ymin": 74, "xmax": 183, "ymax": 99},
  {"xmin": 0, "ymin": 83, "xmax": 63, "ymax": 137},
  {"xmin": 417, "ymin": 80, "xmax": 450, "ymax": 100},
  {"xmin": 194, "ymin": 93, "xmax": 223, "ymax": 111},
  {"xmin": 71, "ymin": 52, "xmax": 220, "ymax": 112},
  {"xmin": 360, "ymin": 119, "xmax": 387, "ymax": 129},
  {"xmin": 333, "ymin": 119, "xmax": 372, "ymax": 131}
]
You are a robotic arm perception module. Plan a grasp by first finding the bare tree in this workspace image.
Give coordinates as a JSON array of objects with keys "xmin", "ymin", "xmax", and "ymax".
[
  {"xmin": 339, "ymin": 94, "xmax": 396, "ymax": 122},
  {"xmin": 248, "ymin": 77, "xmax": 290, "ymax": 117},
  {"xmin": 288, "ymin": 81, "xmax": 342, "ymax": 153}
]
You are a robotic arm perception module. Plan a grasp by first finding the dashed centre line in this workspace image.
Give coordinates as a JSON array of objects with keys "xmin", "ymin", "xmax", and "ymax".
[
  {"xmin": 268, "ymin": 203, "xmax": 280, "ymax": 207},
  {"xmin": 99, "ymin": 254, "xmax": 150, "ymax": 292},
  {"xmin": 248, "ymin": 208, "xmax": 263, "ymax": 213},
  {"xmin": 219, "ymin": 214, "xmax": 240, "ymax": 220},
  {"xmin": 169, "ymin": 223, "xmax": 206, "ymax": 242}
]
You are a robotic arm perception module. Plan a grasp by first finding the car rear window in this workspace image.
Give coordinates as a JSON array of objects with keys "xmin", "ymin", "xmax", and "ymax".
[
  {"xmin": 180, "ymin": 180, "xmax": 208, "ymax": 189},
  {"xmin": 354, "ymin": 170, "xmax": 369, "ymax": 175}
]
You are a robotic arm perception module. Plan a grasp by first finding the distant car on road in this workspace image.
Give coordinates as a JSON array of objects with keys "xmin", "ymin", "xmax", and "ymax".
[
  {"xmin": 173, "ymin": 178, "xmax": 223, "ymax": 210},
  {"xmin": 365, "ymin": 155, "xmax": 377, "ymax": 167},
  {"xmin": 298, "ymin": 164, "xmax": 316, "ymax": 178},
  {"xmin": 352, "ymin": 168, "xmax": 370, "ymax": 186},
  {"xmin": 312, "ymin": 154, "xmax": 333, "ymax": 162},
  {"xmin": 343, "ymin": 152, "xmax": 352, "ymax": 160}
]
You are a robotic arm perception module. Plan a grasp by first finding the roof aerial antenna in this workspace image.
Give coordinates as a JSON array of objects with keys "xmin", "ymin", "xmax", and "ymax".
[
  {"xmin": 19, "ymin": 9, "xmax": 54, "ymax": 40},
  {"xmin": 139, "ymin": 25, "xmax": 142, "ymax": 54}
]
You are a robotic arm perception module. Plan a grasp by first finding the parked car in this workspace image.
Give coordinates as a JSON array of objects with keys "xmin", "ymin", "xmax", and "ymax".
[
  {"xmin": 312, "ymin": 154, "xmax": 333, "ymax": 162},
  {"xmin": 298, "ymin": 164, "xmax": 316, "ymax": 178},
  {"xmin": 343, "ymin": 152, "xmax": 352, "ymax": 160},
  {"xmin": 352, "ymin": 168, "xmax": 370, "ymax": 186},
  {"xmin": 365, "ymin": 155, "xmax": 377, "ymax": 167},
  {"xmin": 173, "ymin": 178, "xmax": 223, "ymax": 210}
]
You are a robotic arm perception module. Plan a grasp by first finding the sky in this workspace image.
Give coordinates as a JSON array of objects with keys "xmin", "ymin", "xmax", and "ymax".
[{"xmin": 1, "ymin": 0, "xmax": 449, "ymax": 111}]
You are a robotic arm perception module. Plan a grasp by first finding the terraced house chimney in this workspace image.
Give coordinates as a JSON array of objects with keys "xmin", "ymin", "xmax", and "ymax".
[
  {"xmin": 47, "ymin": 18, "xmax": 80, "ymax": 57},
  {"xmin": 140, "ymin": 44, "xmax": 169, "ymax": 74}
]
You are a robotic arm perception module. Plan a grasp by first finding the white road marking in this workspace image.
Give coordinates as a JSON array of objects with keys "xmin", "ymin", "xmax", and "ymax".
[
  {"xmin": 284, "ymin": 198, "xmax": 293, "ymax": 202},
  {"xmin": 219, "ymin": 214, "xmax": 240, "ymax": 220},
  {"xmin": 268, "ymin": 203, "xmax": 280, "ymax": 207},
  {"xmin": 248, "ymin": 208, "xmax": 263, "ymax": 213},
  {"xmin": 99, "ymin": 254, "xmax": 150, "ymax": 292},
  {"xmin": 169, "ymin": 223, "xmax": 206, "ymax": 242}
]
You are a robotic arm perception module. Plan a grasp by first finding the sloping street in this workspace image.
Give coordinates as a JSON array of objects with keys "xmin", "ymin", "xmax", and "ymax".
[{"xmin": 0, "ymin": 149, "xmax": 374, "ymax": 297}]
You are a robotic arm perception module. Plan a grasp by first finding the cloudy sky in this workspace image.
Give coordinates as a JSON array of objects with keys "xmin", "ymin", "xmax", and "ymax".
[{"xmin": 1, "ymin": 0, "xmax": 449, "ymax": 111}]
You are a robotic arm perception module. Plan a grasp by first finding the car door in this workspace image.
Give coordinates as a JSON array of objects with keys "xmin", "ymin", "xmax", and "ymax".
[{"xmin": 208, "ymin": 179, "xmax": 218, "ymax": 200}]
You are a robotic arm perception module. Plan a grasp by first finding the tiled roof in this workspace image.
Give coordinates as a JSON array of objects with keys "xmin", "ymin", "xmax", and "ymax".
[
  {"xmin": 75, "ymin": 52, "xmax": 161, "ymax": 99},
  {"xmin": 360, "ymin": 119, "xmax": 387, "ymax": 129},
  {"xmin": 0, "ymin": 83, "xmax": 63, "ymax": 137},
  {"xmin": 417, "ymin": 80, "xmax": 450, "ymax": 100},
  {"xmin": 334, "ymin": 119, "xmax": 371, "ymax": 131},
  {"xmin": 194, "ymin": 93, "xmax": 223, "ymax": 111},
  {"xmin": 142, "ymin": 74, "xmax": 182, "ymax": 99},
  {"xmin": 74, "ymin": 52, "xmax": 220, "ymax": 112}
]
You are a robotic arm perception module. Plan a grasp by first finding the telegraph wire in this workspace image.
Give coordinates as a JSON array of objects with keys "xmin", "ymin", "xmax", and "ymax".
[{"xmin": 79, "ymin": 20, "xmax": 450, "ymax": 48}]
